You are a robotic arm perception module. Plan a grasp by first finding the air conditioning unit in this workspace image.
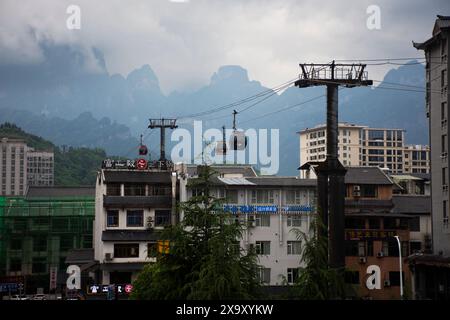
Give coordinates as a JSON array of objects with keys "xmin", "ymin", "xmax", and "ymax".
[
  {"xmin": 377, "ymin": 251, "xmax": 385, "ymax": 258},
  {"xmin": 384, "ymin": 280, "xmax": 391, "ymax": 287},
  {"xmin": 359, "ymin": 257, "xmax": 367, "ymax": 264},
  {"xmin": 104, "ymin": 253, "xmax": 113, "ymax": 261},
  {"xmin": 353, "ymin": 185, "xmax": 361, "ymax": 197}
]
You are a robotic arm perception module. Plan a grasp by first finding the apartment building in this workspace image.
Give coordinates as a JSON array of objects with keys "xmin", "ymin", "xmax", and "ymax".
[
  {"xmin": 403, "ymin": 145, "xmax": 430, "ymax": 174},
  {"xmin": 0, "ymin": 138, "xmax": 55, "ymax": 196},
  {"xmin": 299, "ymin": 123, "xmax": 429, "ymax": 178},
  {"xmin": 185, "ymin": 165, "xmax": 317, "ymax": 287},
  {"xmin": 93, "ymin": 159, "xmax": 185, "ymax": 286},
  {"xmin": 409, "ymin": 14, "xmax": 450, "ymax": 300},
  {"xmin": 343, "ymin": 167, "xmax": 412, "ymax": 300},
  {"xmin": 27, "ymin": 149, "xmax": 54, "ymax": 187},
  {"xmin": 0, "ymin": 138, "xmax": 27, "ymax": 196},
  {"xmin": 0, "ymin": 186, "xmax": 94, "ymax": 295}
]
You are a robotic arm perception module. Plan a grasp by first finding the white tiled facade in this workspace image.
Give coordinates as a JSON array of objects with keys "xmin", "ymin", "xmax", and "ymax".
[
  {"xmin": 299, "ymin": 123, "xmax": 430, "ymax": 178},
  {"xmin": 185, "ymin": 182, "xmax": 317, "ymax": 286}
]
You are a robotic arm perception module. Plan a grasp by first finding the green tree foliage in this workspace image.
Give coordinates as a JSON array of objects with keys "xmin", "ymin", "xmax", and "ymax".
[
  {"xmin": 289, "ymin": 215, "xmax": 349, "ymax": 299},
  {"xmin": 0, "ymin": 122, "xmax": 106, "ymax": 186},
  {"xmin": 130, "ymin": 165, "xmax": 261, "ymax": 300}
]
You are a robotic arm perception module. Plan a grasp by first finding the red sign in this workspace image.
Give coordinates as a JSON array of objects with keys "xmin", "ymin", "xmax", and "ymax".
[
  {"xmin": 137, "ymin": 158, "xmax": 147, "ymax": 170},
  {"xmin": 124, "ymin": 284, "xmax": 133, "ymax": 293}
]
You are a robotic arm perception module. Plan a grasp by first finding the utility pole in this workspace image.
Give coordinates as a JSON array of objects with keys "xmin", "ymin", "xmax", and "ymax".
[
  {"xmin": 148, "ymin": 118, "xmax": 178, "ymax": 162},
  {"xmin": 295, "ymin": 61, "xmax": 372, "ymax": 273}
]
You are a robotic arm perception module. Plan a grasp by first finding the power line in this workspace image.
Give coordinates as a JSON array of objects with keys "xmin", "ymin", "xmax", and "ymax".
[{"xmin": 177, "ymin": 77, "xmax": 299, "ymax": 120}]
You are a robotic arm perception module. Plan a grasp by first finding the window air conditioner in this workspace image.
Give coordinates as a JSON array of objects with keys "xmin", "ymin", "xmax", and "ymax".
[{"xmin": 105, "ymin": 253, "xmax": 113, "ymax": 261}]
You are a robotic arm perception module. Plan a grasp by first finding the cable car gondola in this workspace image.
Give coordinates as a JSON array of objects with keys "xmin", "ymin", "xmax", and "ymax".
[
  {"xmin": 229, "ymin": 110, "xmax": 247, "ymax": 151},
  {"xmin": 215, "ymin": 125, "xmax": 228, "ymax": 155},
  {"xmin": 138, "ymin": 134, "xmax": 148, "ymax": 155}
]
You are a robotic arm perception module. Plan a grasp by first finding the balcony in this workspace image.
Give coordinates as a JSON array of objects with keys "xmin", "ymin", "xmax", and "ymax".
[{"xmin": 103, "ymin": 195, "xmax": 172, "ymax": 208}]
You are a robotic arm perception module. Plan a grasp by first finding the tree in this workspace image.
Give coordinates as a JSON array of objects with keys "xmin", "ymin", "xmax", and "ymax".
[
  {"xmin": 289, "ymin": 215, "xmax": 350, "ymax": 299},
  {"xmin": 130, "ymin": 165, "xmax": 261, "ymax": 300}
]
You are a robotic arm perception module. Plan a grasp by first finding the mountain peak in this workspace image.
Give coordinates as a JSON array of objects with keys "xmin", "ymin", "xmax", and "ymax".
[
  {"xmin": 210, "ymin": 65, "xmax": 250, "ymax": 85},
  {"xmin": 126, "ymin": 64, "xmax": 160, "ymax": 91}
]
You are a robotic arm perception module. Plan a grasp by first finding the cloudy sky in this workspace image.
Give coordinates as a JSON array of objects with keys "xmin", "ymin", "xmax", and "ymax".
[{"xmin": 0, "ymin": 0, "xmax": 448, "ymax": 94}]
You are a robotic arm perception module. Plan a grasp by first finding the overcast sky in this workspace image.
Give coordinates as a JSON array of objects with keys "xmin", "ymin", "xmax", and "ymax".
[{"xmin": 0, "ymin": 0, "xmax": 448, "ymax": 94}]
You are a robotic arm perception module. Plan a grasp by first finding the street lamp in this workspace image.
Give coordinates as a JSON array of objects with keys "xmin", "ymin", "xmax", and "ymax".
[{"xmin": 394, "ymin": 235, "xmax": 404, "ymax": 299}]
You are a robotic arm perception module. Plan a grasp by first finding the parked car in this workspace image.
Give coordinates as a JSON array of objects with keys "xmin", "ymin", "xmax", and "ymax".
[
  {"xmin": 32, "ymin": 294, "xmax": 46, "ymax": 300},
  {"xmin": 10, "ymin": 295, "xmax": 28, "ymax": 300}
]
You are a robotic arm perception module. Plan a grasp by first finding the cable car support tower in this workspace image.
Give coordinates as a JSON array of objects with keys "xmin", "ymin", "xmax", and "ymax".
[{"xmin": 295, "ymin": 61, "xmax": 372, "ymax": 273}]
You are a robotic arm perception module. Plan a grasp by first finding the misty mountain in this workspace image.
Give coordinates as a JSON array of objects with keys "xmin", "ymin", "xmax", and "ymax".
[{"xmin": 0, "ymin": 43, "xmax": 428, "ymax": 175}]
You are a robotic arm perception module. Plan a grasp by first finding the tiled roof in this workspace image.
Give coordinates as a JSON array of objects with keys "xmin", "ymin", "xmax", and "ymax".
[
  {"xmin": 392, "ymin": 195, "xmax": 431, "ymax": 214},
  {"xmin": 345, "ymin": 167, "xmax": 393, "ymax": 185}
]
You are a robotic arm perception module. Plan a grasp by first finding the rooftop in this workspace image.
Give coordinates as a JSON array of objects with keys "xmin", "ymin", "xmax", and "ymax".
[
  {"xmin": 103, "ymin": 170, "xmax": 172, "ymax": 184},
  {"xmin": 345, "ymin": 167, "xmax": 394, "ymax": 185},
  {"xmin": 187, "ymin": 165, "xmax": 257, "ymax": 177},
  {"xmin": 392, "ymin": 195, "xmax": 431, "ymax": 215},
  {"xmin": 26, "ymin": 186, "xmax": 95, "ymax": 198}
]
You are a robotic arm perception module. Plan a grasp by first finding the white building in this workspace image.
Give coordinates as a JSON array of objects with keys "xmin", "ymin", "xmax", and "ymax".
[
  {"xmin": 185, "ymin": 165, "xmax": 317, "ymax": 286},
  {"xmin": 93, "ymin": 160, "xmax": 186, "ymax": 285},
  {"xmin": 0, "ymin": 137, "xmax": 27, "ymax": 196},
  {"xmin": 298, "ymin": 123, "xmax": 430, "ymax": 178}
]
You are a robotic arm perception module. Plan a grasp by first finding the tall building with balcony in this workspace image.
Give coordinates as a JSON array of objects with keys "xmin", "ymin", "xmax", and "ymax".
[
  {"xmin": 298, "ymin": 123, "xmax": 429, "ymax": 178},
  {"xmin": 93, "ymin": 160, "xmax": 186, "ymax": 286},
  {"xmin": 0, "ymin": 138, "xmax": 27, "ymax": 196},
  {"xmin": 0, "ymin": 137, "xmax": 55, "ymax": 196},
  {"xmin": 27, "ymin": 149, "xmax": 54, "ymax": 187},
  {"xmin": 409, "ymin": 14, "xmax": 450, "ymax": 300}
]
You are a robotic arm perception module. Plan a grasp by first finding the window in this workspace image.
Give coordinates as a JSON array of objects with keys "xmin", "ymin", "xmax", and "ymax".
[
  {"xmin": 368, "ymin": 218, "xmax": 380, "ymax": 229},
  {"xmin": 361, "ymin": 185, "xmax": 377, "ymax": 198},
  {"xmin": 60, "ymin": 236, "xmax": 74, "ymax": 252},
  {"xmin": 368, "ymin": 130, "xmax": 384, "ymax": 140},
  {"xmin": 150, "ymin": 186, "xmax": 171, "ymax": 196},
  {"xmin": 444, "ymin": 168, "xmax": 448, "ymax": 185},
  {"xmin": 409, "ymin": 217, "xmax": 420, "ymax": 232},
  {"xmin": 9, "ymin": 259, "xmax": 21, "ymax": 272},
  {"xmin": 9, "ymin": 238, "xmax": 22, "ymax": 250},
  {"xmin": 287, "ymin": 268, "xmax": 299, "ymax": 284},
  {"xmin": 287, "ymin": 241, "xmax": 302, "ymax": 255},
  {"xmin": 33, "ymin": 237, "xmax": 47, "ymax": 252},
  {"xmin": 225, "ymin": 190, "xmax": 239, "ymax": 203},
  {"xmin": 382, "ymin": 240, "xmax": 400, "ymax": 257},
  {"xmin": 442, "ymin": 135, "xmax": 447, "ymax": 153},
  {"xmin": 389, "ymin": 272, "xmax": 405, "ymax": 287},
  {"xmin": 286, "ymin": 190, "xmax": 302, "ymax": 204},
  {"xmin": 410, "ymin": 241, "xmax": 422, "ymax": 254},
  {"xmin": 345, "ymin": 271, "xmax": 360, "ymax": 284},
  {"xmin": 107, "ymin": 210, "xmax": 119, "ymax": 227},
  {"xmin": 251, "ymin": 190, "xmax": 275, "ymax": 204},
  {"xmin": 287, "ymin": 215, "xmax": 302, "ymax": 227},
  {"xmin": 82, "ymin": 235, "xmax": 93, "ymax": 249},
  {"xmin": 32, "ymin": 257, "xmax": 47, "ymax": 274},
  {"xmin": 257, "ymin": 267, "xmax": 271, "ymax": 284},
  {"xmin": 345, "ymin": 217, "xmax": 366, "ymax": 229},
  {"xmin": 114, "ymin": 243, "xmax": 139, "ymax": 258},
  {"xmin": 127, "ymin": 210, "xmax": 144, "ymax": 227},
  {"xmin": 155, "ymin": 210, "xmax": 171, "ymax": 227},
  {"xmin": 255, "ymin": 214, "xmax": 270, "ymax": 227},
  {"xmin": 255, "ymin": 241, "xmax": 270, "ymax": 255},
  {"xmin": 106, "ymin": 183, "xmax": 121, "ymax": 196},
  {"xmin": 124, "ymin": 184, "xmax": 145, "ymax": 196}
]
